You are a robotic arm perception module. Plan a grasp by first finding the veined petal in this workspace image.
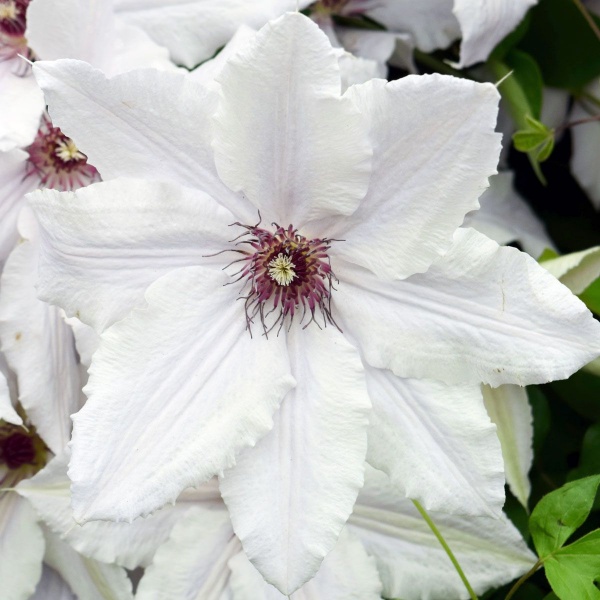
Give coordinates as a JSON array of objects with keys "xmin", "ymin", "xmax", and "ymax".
[
  {"xmin": 366, "ymin": 370, "xmax": 505, "ymax": 517},
  {"xmin": 32, "ymin": 60, "xmax": 254, "ymax": 220},
  {"xmin": 228, "ymin": 529, "xmax": 382, "ymax": 600},
  {"xmin": 212, "ymin": 12, "xmax": 371, "ymax": 228},
  {"xmin": 0, "ymin": 369, "xmax": 21, "ymax": 426},
  {"xmin": 0, "ymin": 494, "xmax": 45, "ymax": 600},
  {"xmin": 43, "ymin": 530, "xmax": 134, "ymax": 600},
  {"xmin": 335, "ymin": 228, "xmax": 600, "ymax": 386},
  {"xmin": 483, "ymin": 384, "xmax": 533, "ymax": 508},
  {"xmin": 329, "ymin": 75, "xmax": 500, "ymax": 279},
  {"xmin": 17, "ymin": 452, "xmax": 189, "ymax": 569},
  {"xmin": 136, "ymin": 506, "xmax": 239, "ymax": 600},
  {"xmin": 542, "ymin": 246, "xmax": 600, "ymax": 294},
  {"xmin": 70, "ymin": 266, "xmax": 294, "ymax": 523},
  {"xmin": 31, "ymin": 566, "xmax": 76, "ymax": 600},
  {"xmin": 0, "ymin": 237, "xmax": 82, "ymax": 455},
  {"xmin": 113, "ymin": 0, "xmax": 311, "ymax": 68},
  {"xmin": 28, "ymin": 177, "xmax": 235, "ymax": 332},
  {"xmin": 220, "ymin": 326, "xmax": 370, "ymax": 595},
  {"xmin": 350, "ymin": 466, "xmax": 536, "ymax": 600},
  {"xmin": 454, "ymin": 0, "xmax": 538, "ymax": 68}
]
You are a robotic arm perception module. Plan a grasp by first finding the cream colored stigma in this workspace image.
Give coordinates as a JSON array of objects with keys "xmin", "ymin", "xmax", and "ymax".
[
  {"xmin": 0, "ymin": 1, "xmax": 17, "ymax": 20},
  {"xmin": 268, "ymin": 253, "xmax": 297, "ymax": 286},
  {"xmin": 54, "ymin": 139, "xmax": 85, "ymax": 162}
]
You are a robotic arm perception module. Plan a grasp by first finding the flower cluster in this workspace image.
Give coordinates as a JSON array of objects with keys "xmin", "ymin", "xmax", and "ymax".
[{"xmin": 1, "ymin": 1, "xmax": 600, "ymax": 599}]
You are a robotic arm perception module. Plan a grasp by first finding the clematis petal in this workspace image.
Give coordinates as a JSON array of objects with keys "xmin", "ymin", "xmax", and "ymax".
[
  {"xmin": 28, "ymin": 178, "xmax": 235, "ymax": 332},
  {"xmin": 31, "ymin": 566, "xmax": 76, "ymax": 600},
  {"xmin": 483, "ymin": 384, "xmax": 533, "ymax": 508},
  {"xmin": 212, "ymin": 12, "xmax": 371, "ymax": 228},
  {"xmin": 350, "ymin": 466, "xmax": 536, "ymax": 600},
  {"xmin": 17, "ymin": 452, "xmax": 189, "ymax": 569},
  {"xmin": 334, "ymin": 228, "xmax": 600, "ymax": 386},
  {"xmin": 220, "ymin": 325, "xmax": 370, "ymax": 595},
  {"xmin": 0, "ymin": 234, "xmax": 82, "ymax": 455},
  {"xmin": 453, "ymin": 0, "xmax": 538, "ymax": 68},
  {"xmin": 63, "ymin": 317, "xmax": 100, "ymax": 370},
  {"xmin": 542, "ymin": 246, "xmax": 600, "ymax": 294},
  {"xmin": 0, "ymin": 494, "xmax": 45, "ymax": 600},
  {"xmin": 136, "ymin": 506, "xmax": 239, "ymax": 600},
  {"xmin": 43, "ymin": 530, "xmax": 134, "ymax": 600},
  {"xmin": 32, "ymin": 60, "xmax": 254, "ymax": 220},
  {"xmin": 69, "ymin": 266, "xmax": 294, "ymax": 523},
  {"xmin": 365, "ymin": 370, "xmax": 505, "ymax": 517},
  {"xmin": 0, "ymin": 369, "xmax": 21, "ymax": 426},
  {"xmin": 113, "ymin": 0, "xmax": 310, "ymax": 68},
  {"xmin": 228, "ymin": 529, "xmax": 382, "ymax": 600},
  {"xmin": 328, "ymin": 75, "xmax": 500, "ymax": 280}
]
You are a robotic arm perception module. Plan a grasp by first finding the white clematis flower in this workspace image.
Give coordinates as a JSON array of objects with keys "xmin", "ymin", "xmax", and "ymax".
[{"xmin": 28, "ymin": 12, "xmax": 600, "ymax": 594}]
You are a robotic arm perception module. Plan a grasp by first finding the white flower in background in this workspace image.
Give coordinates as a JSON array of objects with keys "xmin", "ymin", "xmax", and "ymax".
[{"xmin": 28, "ymin": 12, "xmax": 600, "ymax": 594}]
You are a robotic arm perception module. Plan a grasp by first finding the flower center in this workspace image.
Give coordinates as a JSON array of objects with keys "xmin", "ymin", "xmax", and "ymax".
[
  {"xmin": 0, "ymin": 0, "xmax": 27, "ymax": 36},
  {"xmin": 311, "ymin": 0, "xmax": 371, "ymax": 17},
  {"xmin": 25, "ymin": 113, "xmax": 101, "ymax": 191},
  {"xmin": 0, "ymin": 420, "xmax": 48, "ymax": 489},
  {"xmin": 225, "ymin": 221, "xmax": 339, "ymax": 335}
]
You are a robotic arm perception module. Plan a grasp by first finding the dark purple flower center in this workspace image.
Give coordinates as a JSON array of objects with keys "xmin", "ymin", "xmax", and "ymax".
[
  {"xmin": 1, "ymin": 431, "xmax": 35, "ymax": 469},
  {"xmin": 0, "ymin": 0, "xmax": 28, "ymax": 37},
  {"xmin": 0, "ymin": 420, "xmax": 47, "ymax": 485}
]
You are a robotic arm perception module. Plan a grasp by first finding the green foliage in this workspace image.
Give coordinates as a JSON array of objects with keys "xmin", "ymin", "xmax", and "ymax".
[
  {"xmin": 580, "ymin": 279, "xmax": 600, "ymax": 316},
  {"xmin": 512, "ymin": 116, "xmax": 555, "ymax": 164}
]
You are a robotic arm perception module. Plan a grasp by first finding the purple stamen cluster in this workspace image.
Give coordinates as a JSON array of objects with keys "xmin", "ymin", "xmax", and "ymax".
[
  {"xmin": 0, "ymin": 420, "xmax": 47, "ymax": 490},
  {"xmin": 0, "ymin": 0, "xmax": 29, "ymax": 61}
]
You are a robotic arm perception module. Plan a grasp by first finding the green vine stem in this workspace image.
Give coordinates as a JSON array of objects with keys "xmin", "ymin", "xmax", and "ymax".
[
  {"xmin": 504, "ymin": 558, "xmax": 544, "ymax": 600},
  {"xmin": 412, "ymin": 500, "xmax": 479, "ymax": 600},
  {"xmin": 571, "ymin": 0, "xmax": 600, "ymax": 40}
]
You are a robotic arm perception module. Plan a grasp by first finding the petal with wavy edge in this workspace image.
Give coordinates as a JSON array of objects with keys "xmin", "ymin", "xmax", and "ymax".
[
  {"xmin": 0, "ymin": 237, "xmax": 82, "ymax": 454},
  {"xmin": 366, "ymin": 370, "xmax": 504, "ymax": 517},
  {"xmin": 326, "ymin": 75, "xmax": 500, "ymax": 280},
  {"xmin": 0, "ymin": 66, "xmax": 45, "ymax": 152},
  {"xmin": 334, "ymin": 228, "xmax": 600, "ymax": 386},
  {"xmin": 17, "ymin": 451, "xmax": 195, "ymax": 569},
  {"xmin": 453, "ymin": 0, "xmax": 538, "ymax": 67},
  {"xmin": 31, "ymin": 566, "xmax": 76, "ymax": 600},
  {"xmin": 465, "ymin": 171, "xmax": 555, "ymax": 259},
  {"xmin": 63, "ymin": 317, "xmax": 100, "ymax": 369},
  {"xmin": 0, "ymin": 495, "xmax": 44, "ymax": 600},
  {"xmin": 0, "ymin": 369, "xmax": 20, "ymax": 426},
  {"xmin": 350, "ymin": 466, "xmax": 536, "ymax": 600},
  {"xmin": 31, "ymin": 60, "xmax": 254, "ymax": 221},
  {"xmin": 70, "ymin": 266, "xmax": 293, "ymax": 523},
  {"xmin": 28, "ymin": 177, "xmax": 235, "ymax": 332},
  {"xmin": 136, "ymin": 506, "xmax": 238, "ymax": 600},
  {"xmin": 483, "ymin": 384, "xmax": 533, "ymax": 508},
  {"xmin": 228, "ymin": 529, "xmax": 382, "ymax": 600},
  {"xmin": 213, "ymin": 13, "xmax": 371, "ymax": 228},
  {"xmin": 113, "ymin": 0, "xmax": 311, "ymax": 68},
  {"xmin": 220, "ymin": 325, "xmax": 370, "ymax": 595},
  {"xmin": 43, "ymin": 530, "xmax": 133, "ymax": 600},
  {"xmin": 542, "ymin": 246, "xmax": 600, "ymax": 295}
]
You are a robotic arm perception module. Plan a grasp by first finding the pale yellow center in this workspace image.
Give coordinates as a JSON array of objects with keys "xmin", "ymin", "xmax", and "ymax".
[
  {"xmin": 268, "ymin": 253, "xmax": 296, "ymax": 286},
  {"xmin": 0, "ymin": 1, "xmax": 17, "ymax": 20},
  {"xmin": 55, "ymin": 139, "xmax": 85, "ymax": 162}
]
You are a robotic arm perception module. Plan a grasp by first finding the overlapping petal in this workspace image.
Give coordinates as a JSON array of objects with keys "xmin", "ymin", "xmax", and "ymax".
[
  {"xmin": 542, "ymin": 246, "xmax": 600, "ymax": 294},
  {"xmin": 212, "ymin": 13, "xmax": 371, "ymax": 228},
  {"xmin": 69, "ymin": 266, "xmax": 294, "ymax": 523},
  {"xmin": 334, "ymin": 228, "xmax": 600, "ymax": 386},
  {"xmin": 31, "ymin": 566, "xmax": 76, "ymax": 600},
  {"xmin": 365, "ymin": 370, "xmax": 505, "ymax": 517},
  {"xmin": 327, "ymin": 75, "xmax": 500, "ymax": 279},
  {"xmin": 220, "ymin": 325, "xmax": 370, "ymax": 594},
  {"xmin": 28, "ymin": 178, "xmax": 235, "ymax": 332},
  {"xmin": 0, "ymin": 369, "xmax": 20, "ymax": 426}
]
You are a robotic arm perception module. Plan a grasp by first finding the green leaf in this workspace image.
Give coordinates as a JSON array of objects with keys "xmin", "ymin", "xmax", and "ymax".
[
  {"xmin": 536, "ymin": 136, "xmax": 555, "ymax": 162},
  {"xmin": 530, "ymin": 476, "xmax": 600, "ymax": 557},
  {"xmin": 519, "ymin": 0, "xmax": 600, "ymax": 89},
  {"xmin": 580, "ymin": 278, "xmax": 600, "ymax": 315},
  {"xmin": 505, "ymin": 50, "xmax": 544, "ymax": 119},
  {"xmin": 570, "ymin": 423, "xmax": 600, "ymax": 481},
  {"xmin": 513, "ymin": 130, "xmax": 550, "ymax": 152},
  {"xmin": 550, "ymin": 370, "xmax": 600, "ymax": 422},
  {"xmin": 538, "ymin": 248, "xmax": 560, "ymax": 262},
  {"xmin": 544, "ymin": 530, "xmax": 600, "ymax": 599}
]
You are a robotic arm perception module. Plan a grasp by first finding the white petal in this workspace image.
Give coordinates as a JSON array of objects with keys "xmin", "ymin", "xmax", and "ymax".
[
  {"xmin": 31, "ymin": 60, "xmax": 254, "ymax": 220},
  {"xmin": 17, "ymin": 452, "xmax": 188, "ymax": 569},
  {"xmin": 350, "ymin": 466, "xmax": 536, "ymax": 600},
  {"xmin": 28, "ymin": 177, "xmax": 235, "ymax": 332},
  {"xmin": 454, "ymin": 0, "xmax": 538, "ymax": 67},
  {"xmin": 366, "ymin": 370, "xmax": 505, "ymax": 517},
  {"xmin": 70, "ymin": 266, "xmax": 294, "ymax": 523},
  {"xmin": 482, "ymin": 385, "xmax": 533, "ymax": 508},
  {"xmin": 0, "ymin": 369, "xmax": 21, "ymax": 426},
  {"xmin": 329, "ymin": 75, "xmax": 500, "ymax": 279},
  {"xmin": 43, "ymin": 530, "xmax": 134, "ymax": 600},
  {"xmin": 336, "ymin": 50, "xmax": 383, "ymax": 93},
  {"xmin": 0, "ymin": 494, "xmax": 45, "ymax": 600},
  {"xmin": 464, "ymin": 171, "xmax": 555, "ymax": 259},
  {"xmin": 31, "ymin": 566, "xmax": 76, "ymax": 600},
  {"xmin": 542, "ymin": 246, "xmax": 600, "ymax": 294},
  {"xmin": 213, "ymin": 13, "xmax": 371, "ymax": 228},
  {"xmin": 334, "ymin": 228, "xmax": 600, "ymax": 386},
  {"xmin": 0, "ymin": 237, "xmax": 82, "ymax": 454},
  {"xmin": 228, "ymin": 529, "xmax": 382, "ymax": 600},
  {"xmin": 113, "ymin": 0, "xmax": 311, "ymax": 68},
  {"xmin": 136, "ymin": 506, "xmax": 239, "ymax": 600},
  {"xmin": 220, "ymin": 326, "xmax": 370, "ymax": 595},
  {"xmin": 63, "ymin": 317, "xmax": 100, "ymax": 369}
]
